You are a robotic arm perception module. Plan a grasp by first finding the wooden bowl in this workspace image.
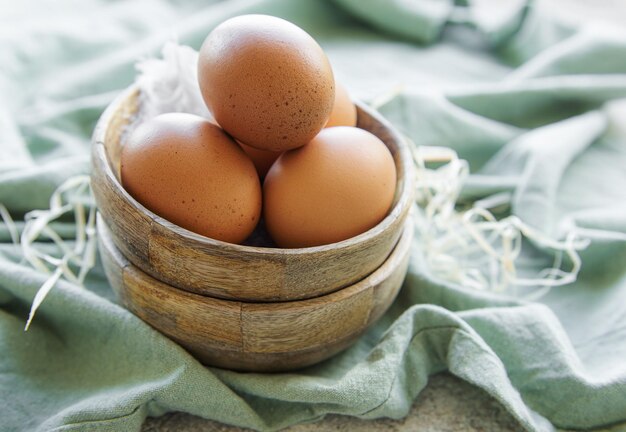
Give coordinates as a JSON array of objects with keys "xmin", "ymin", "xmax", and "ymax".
[
  {"xmin": 91, "ymin": 86, "xmax": 415, "ymax": 301},
  {"xmin": 98, "ymin": 213, "xmax": 414, "ymax": 372}
]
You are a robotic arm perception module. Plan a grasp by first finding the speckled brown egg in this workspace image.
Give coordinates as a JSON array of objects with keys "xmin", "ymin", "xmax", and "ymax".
[
  {"xmin": 197, "ymin": 14, "xmax": 335, "ymax": 152},
  {"xmin": 325, "ymin": 81, "xmax": 357, "ymax": 128},
  {"xmin": 263, "ymin": 126, "xmax": 397, "ymax": 248},
  {"xmin": 238, "ymin": 140, "xmax": 281, "ymax": 179},
  {"xmin": 121, "ymin": 113, "xmax": 261, "ymax": 244}
]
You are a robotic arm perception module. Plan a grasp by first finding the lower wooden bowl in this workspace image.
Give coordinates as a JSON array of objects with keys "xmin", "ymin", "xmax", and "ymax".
[{"xmin": 98, "ymin": 213, "xmax": 414, "ymax": 372}]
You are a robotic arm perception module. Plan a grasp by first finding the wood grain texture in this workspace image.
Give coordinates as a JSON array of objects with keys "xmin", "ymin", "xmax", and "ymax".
[
  {"xmin": 91, "ymin": 85, "xmax": 415, "ymax": 302},
  {"xmin": 98, "ymin": 214, "xmax": 414, "ymax": 372}
]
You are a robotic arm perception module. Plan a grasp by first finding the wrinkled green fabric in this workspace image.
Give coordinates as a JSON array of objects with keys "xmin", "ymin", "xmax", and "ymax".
[{"xmin": 2, "ymin": 0, "xmax": 626, "ymax": 431}]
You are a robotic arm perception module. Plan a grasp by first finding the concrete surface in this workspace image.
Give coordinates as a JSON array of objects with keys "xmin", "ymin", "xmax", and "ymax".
[{"xmin": 141, "ymin": 1, "xmax": 626, "ymax": 431}]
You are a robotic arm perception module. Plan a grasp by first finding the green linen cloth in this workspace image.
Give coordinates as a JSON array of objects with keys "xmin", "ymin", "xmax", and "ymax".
[{"xmin": 2, "ymin": 0, "xmax": 626, "ymax": 430}]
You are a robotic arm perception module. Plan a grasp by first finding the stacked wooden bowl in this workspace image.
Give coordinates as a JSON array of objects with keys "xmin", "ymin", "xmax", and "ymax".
[{"xmin": 91, "ymin": 86, "xmax": 415, "ymax": 372}]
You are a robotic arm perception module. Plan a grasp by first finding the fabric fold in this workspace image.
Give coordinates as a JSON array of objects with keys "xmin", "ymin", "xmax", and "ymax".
[{"xmin": 2, "ymin": 1, "xmax": 626, "ymax": 431}]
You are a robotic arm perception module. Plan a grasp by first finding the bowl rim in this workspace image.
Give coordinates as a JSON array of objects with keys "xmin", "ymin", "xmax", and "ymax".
[
  {"xmin": 93, "ymin": 84, "xmax": 415, "ymax": 256},
  {"xmin": 99, "ymin": 212, "xmax": 414, "ymax": 308}
]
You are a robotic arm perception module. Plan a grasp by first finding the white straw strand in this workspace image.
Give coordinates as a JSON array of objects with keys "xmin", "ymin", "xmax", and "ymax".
[
  {"xmin": 21, "ymin": 175, "xmax": 96, "ymax": 331},
  {"xmin": 408, "ymin": 138, "xmax": 588, "ymax": 298},
  {"xmin": 0, "ymin": 204, "xmax": 20, "ymax": 245}
]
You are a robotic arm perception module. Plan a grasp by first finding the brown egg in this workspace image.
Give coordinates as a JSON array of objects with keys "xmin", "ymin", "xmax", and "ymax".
[
  {"xmin": 263, "ymin": 126, "xmax": 397, "ymax": 248},
  {"xmin": 238, "ymin": 140, "xmax": 281, "ymax": 179},
  {"xmin": 197, "ymin": 14, "xmax": 335, "ymax": 152},
  {"xmin": 325, "ymin": 81, "xmax": 357, "ymax": 128},
  {"xmin": 121, "ymin": 113, "xmax": 261, "ymax": 244}
]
